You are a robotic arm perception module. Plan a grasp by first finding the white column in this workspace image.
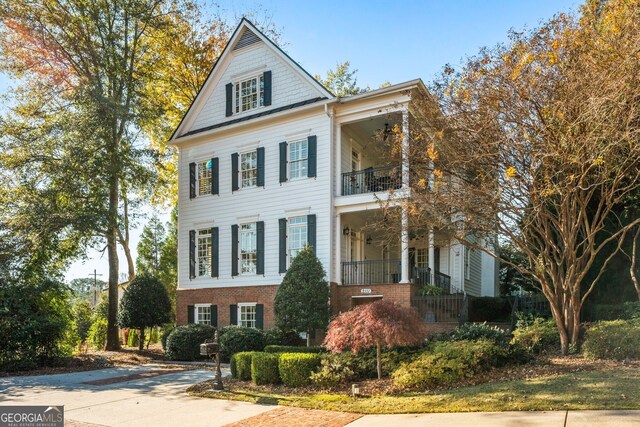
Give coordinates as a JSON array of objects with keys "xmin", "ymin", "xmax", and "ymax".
[
  {"xmin": 335, "ymin": 212, "xmax": 342, "ymax": 284},
  {"xmin": 335, "ymin": 123, "xmax": 342, "ymax": 197},
  {"xmin": 428, "ymin": 228, "xmax": 435, "ymax": 285},
  {"xmin": 401, "ymin": 108, "xmax": 410, "ymax": 189},
  {"xmin": 400, "ymin": 205, "xmax": 410, "ymax": 283}
]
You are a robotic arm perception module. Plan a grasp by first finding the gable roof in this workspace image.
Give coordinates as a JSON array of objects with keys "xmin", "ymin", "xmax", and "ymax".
[{"xmin": 170, "ymin": 18, "xmax": 334, "ymax": 140}]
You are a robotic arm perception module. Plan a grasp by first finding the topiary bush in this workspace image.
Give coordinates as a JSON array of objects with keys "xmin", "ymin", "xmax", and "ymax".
[
  {"xmin": 251, "ymin": 352, "xmax": 280, "ymax": 385},
  {"xmin": 444, "ymin": 322, "xmax": 509, "ymax": 345},
  {"xmin": 219, "ymin": 325, "xmax": 265, "ymax": 357},
  {"xmin": 88, "ymin": 318, "xmax": 108, "ymax": 350},
  {"xmin": 165, "ymin": 324, "xmax": 216, "ymax": 361},
  {"xmin": 511, "ymin": 317, "xmax": 559, "ymax": 354},
  {"xmin": 392, "ymin": 339, "xmax": 505, "ymax": 389},
  {"xmin": 231, "ymin": 351, "xmax": 255, "ymax": 380},
  {"xmin": 263, "ymin": 328, "xmax": 301, "ymax": 347},
  {"xmin": 264, "ymin": 345, "xmax": 324, "ymax": 354},
  {"xmin": 582, "ymin": 320, "xmax": 640, "ymax": 361},
  {"xmin": 278, "ymin": 353, "xmax": 322, "ymax": 387}
]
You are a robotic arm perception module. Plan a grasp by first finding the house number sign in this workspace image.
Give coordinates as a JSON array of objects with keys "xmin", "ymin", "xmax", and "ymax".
[{"xmin": 361, "ymin": 288, "xmax": 372, "ymax": 294}]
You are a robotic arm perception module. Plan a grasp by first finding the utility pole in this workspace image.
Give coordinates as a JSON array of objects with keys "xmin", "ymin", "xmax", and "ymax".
[{"xmin": 88, "ymin": 269, "xmax": 103, "ymax": 307}]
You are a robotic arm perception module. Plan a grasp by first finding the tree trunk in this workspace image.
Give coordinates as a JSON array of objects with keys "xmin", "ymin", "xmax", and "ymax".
[
  {"xmin": 376, "ymin": 343, "xmax": 382, "ymax": 380},
  {"xmin": 105, "ymin": 172, "xmax": 121, "ymax": 351},
  {"xmin": 118, "ymin": 185, "xmax": 135, "ymax": 282},
  {"xmin": 139, "ymin": 327, "xmax": 145, "ymax": 351},
  {"xmin": 630, "ymin": 226, "xmax": 640, "ymax": 301},
  {"xmin": 306, "ymin": 329, "xmax": 311, "ymax": 347},
  {"xmin": 146, "ymin": 327, "xmax": 151, "ymax": 350}
]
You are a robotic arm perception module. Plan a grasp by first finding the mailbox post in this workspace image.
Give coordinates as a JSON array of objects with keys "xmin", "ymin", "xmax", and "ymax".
[{"xmin": 200, "ymin": 329, "xmax": 224, "ymax": 391}]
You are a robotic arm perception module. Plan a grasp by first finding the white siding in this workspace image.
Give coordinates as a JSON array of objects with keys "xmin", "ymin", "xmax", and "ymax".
[
  {"xmin": 188, "ymin": 43, "xmax": 324, "ymax": 134},
  {"xmin": 178, "ymin": 111, "xmax": 331, "ymax": 289}
]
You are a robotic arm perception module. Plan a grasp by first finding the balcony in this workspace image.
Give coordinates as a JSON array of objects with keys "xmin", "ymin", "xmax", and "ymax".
[
  {"xmin": 341, "ymin": 259, "xmax": 401, "ymax": 285},
  {"xmin": 341, "ymin": 166, "xmax": 401, "ymax": 196}
]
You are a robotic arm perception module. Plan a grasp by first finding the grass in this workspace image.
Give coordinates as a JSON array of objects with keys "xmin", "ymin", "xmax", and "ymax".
[{"xmin": 188, "ymin": 368, "xmax": 640, "ymax": 414}]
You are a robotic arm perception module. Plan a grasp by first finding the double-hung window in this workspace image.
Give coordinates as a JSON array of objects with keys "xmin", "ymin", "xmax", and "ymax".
[
  {"xmin": 416, "ymin": 248, "xmax": 428, "ymax": 269},
  {"xmin": 240, "ymin": 151, "xmax": 257, "ymax": 188},
  {"xmin": 235, "ymin": 75, "xmax": 264, "ymax": 113},
  {"xmin": 289, "ymin": 139, "xmax": 308, "ymax": 179},
  {"xmin": 238, "ymin": 303, "xmax": 257, "ymax": 328},
  {"xmin": 197, "ymin": 229, "xmax": 212, "ymax": 277},
  {"xmin": 288, "ymin": 216, "xmax": 307, "ymax": 260},
  {"xmin": 195, "ymin": 304, "xmax": 211, "ymax": 325},
  {"xmin": 240, "ymin": 223, "xmax": 257, "ymax": 274},
  {"xmin": 197, "ymin": 160, "xmax": 212, "ymax": 196}
]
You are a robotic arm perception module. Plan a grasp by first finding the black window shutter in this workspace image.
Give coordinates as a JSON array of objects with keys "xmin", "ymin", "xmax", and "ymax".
[
  {"xmin": 256, "ymin": 221, "xmax": 265, "ymax": 275},
  {"xmin": 189, "ymin": 230, "xmax": 196, "ymax": 279},
  {"xmin": 187, "ymin": 305, "xmax": 195, "ymax": 324},
  {"xmin": 307, "ymin": 214, "xmax": 316, "ymax": 254},
  {"xmin": 230, "ymin": 304, "xmax": 238, "ymax": 325},
  {"xmin": 225, "ymin": 83, "xmax": 233, "ymax": 117},
  {"xmin": 256, "ymin": 147, "xmax": 265, "ymax": 187},
  {"xmin": 263, "ymin": 71, "xmax": 272, "ymax": 106},
  {"xmin": 210, "ymin": 305, "xmax": 217, "ymax": 327},
  {"xmin": 231, "ymin": 225, "xmax": 239, "ymax": 276},
  {"xmin": 189, "ymin": 162, "xmax": 197, "ymax": 199},
  {"xmin": 279, "ymin": 218, "xmax": 287, "ymax": 273},
  {"xmin": 211, "ymin": 227, "xmax": 219, "ymax": 278},
  {"xmin": 256, "ymin": 304, "xmax": 264, "ymax": 329},
  {"xmin": 409, "ymin": 247, "xmax": 416, "ymax": 280},
  {"xmin": 279, "ymin": 142, "xmax": 288, "ymax": 183},
  {"xmin": 308, "ymin": 135, "xmax": 317, "ymax": 178},
  {"xmin": 231, "ymin": 153, "xmax": 239, "ymax": 191},
  {"xmin": 211, "ymin": 157, "xmax": 219, "ymax": 195}
]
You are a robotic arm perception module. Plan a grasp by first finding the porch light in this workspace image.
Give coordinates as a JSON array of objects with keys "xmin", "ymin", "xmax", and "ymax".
[
  {"xmin": 343, "ymin": 227, "xmax": 350, "ymax": 236},
  {"xmin": 366, "ymin": 237, "xmax": 372, "ymax": 245}
]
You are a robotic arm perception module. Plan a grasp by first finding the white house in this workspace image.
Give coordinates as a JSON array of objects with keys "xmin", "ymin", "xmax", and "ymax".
[{"xmin": 169, "ymin": 19, "xmax": 498, "ymax": 330}]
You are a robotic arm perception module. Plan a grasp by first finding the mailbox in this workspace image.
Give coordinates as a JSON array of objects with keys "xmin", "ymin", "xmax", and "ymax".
[{"xmin": 200, "ymin": 341, "xmax": 219, "ymax": 356}]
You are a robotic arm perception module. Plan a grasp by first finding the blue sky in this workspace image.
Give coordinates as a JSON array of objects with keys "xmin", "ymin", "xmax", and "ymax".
[{"xmin": 0, "ymin": 0, "xmax": 581, "ymax": 282}]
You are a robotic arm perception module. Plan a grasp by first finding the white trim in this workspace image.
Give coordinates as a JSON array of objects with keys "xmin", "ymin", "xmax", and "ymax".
[
  {"xmin": 351, "ymin": 295, "xmax": 384, "ymax": 299},
  {"xmin": 284, "ymin": 207, "xmax": 310, "ymax": 216},
  {"xmin": 236, "ymin": 214, "xmax": 260, "ymax": 222},
  {"xmin": 237, "ymin": 302, "xmax": 257, "ymax": 328},
  {"xmin": 231, "ymin": 65, "xmax": 267, "ymax": 82},
  {"xmin": 284, "ymin": 129, "xmax": 312, "ymax": 140}
]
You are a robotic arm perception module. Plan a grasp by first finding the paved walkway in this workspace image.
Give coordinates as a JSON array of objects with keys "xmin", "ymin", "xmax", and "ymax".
[{"xmin": 1, "ymin": 365, "xmax": 639, "ymax": 427}]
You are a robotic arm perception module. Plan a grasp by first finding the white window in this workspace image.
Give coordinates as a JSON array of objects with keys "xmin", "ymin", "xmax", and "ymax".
[
  {"xmin": 197, "ymin": 229, "xmax": 212, "ymax": 277},
  {"xmin": 352, "ymin": 149, "xmax": 360, "ymax": 172},
  {"xmin": 289, "ymin": 140, "xmax": 308, "ymax": 179},
  {"xmin": 416, "ymin": 248, "xmax": 428, "ymax": 269},
  {"xmin": 195, "ymin": 304, "xmax": 211, "ymax": 325},
  {"xmin": 288, "ymin": 216, "xmax": 307, "ymax": 260},
  {"xmin": 235, "ymin": 75, "xmax": 264, "ymax": 113},
  {"xmin": 197, "ymin": 160, "xmax": 212, "ymax": 196},
  {"xmin": 240, "ymin": 223, "xmax": 257, "ymax": 274},
  {"xmin": 238, "ymin": 303, "xmax": 257, "ymax": 328},
  {"xmin": 240, "ymin": 151, "xmax": 257, "ymax": 188}
]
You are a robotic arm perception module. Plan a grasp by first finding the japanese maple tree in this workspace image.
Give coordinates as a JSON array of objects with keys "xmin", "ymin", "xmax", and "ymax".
[{"xmin": 324, "ymin": 300, "xmax": 426, "ymax": 379}]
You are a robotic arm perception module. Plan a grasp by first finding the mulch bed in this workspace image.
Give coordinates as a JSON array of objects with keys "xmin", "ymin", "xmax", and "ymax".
[{"xmin": 222, "ymin": 407, "xmax": 362, "ymax": 427}]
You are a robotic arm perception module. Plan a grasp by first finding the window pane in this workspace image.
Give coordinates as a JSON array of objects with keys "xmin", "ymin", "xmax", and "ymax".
[
  {"xmin": 289, "ymin": 140, "xmax": 308, "ymax": 179},
  {"xmin": 288, "ymin": 216, "xmax": 308, "ymax": 260},
  {"xmin": 198, "ymin": 160, "xmax": 212, "ymax": 196},
  {"xmin": 197, "ymin": 229, "xmax": 212, "ymax": 276},
  {"xmin": 197, "ymin": 306, "xmax": 211, "ymax": 325},
  {"xmin": 240, "ymin": 223, "xmax": 257, "ymax": 274}
]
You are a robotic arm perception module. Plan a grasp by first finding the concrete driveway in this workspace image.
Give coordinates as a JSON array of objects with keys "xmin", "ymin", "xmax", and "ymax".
[{"xmin": 0, "ymin": 364, "xmax": 272, "ymax": 426}]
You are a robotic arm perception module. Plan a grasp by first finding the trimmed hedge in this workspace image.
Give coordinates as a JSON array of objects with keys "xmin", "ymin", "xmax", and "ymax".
[
  {"xmin": 165, "ymin": 324, "xmax": 216, "ymax": 361},
  {"xmin": 583, "ymin": 320, "xmax": 640, "ymax": 361},
  {"xmin": 251, "ymin": 352, "xmax": 280, "ymax": 385},
  {"xmin": 219, "ymin": 325, "xmax": 265, "ymax": 356},
  {"xmin": 278, "ymin": 353, "xmax": 322, "ymax": 387},
  {"xmin": 231, "ymin": 351, "xmax": 255, "ymax": 380},
  {"xmin": 264, "ymin": 345, "xmax": 324, "ymax": 354},
  {"xmin": 161, "ymin": 325, "xmax": 175, "ymax": 351}
]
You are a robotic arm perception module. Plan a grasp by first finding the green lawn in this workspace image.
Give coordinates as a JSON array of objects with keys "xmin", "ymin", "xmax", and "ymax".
[{"xmin": 188, "ymin": 368, "xmax": 640, "ymax": 414}]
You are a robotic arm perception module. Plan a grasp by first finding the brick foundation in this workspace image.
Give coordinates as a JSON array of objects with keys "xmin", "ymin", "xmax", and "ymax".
[
  {"xmin": 176, "ymin": 285, "xmax": 279, "ymax": 329},
  {"xmin": 329, "ymin": 282, "xmax": 420, "ymax": 316}
]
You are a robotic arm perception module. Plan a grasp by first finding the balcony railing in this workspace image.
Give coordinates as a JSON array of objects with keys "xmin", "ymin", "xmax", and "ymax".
[
  {"xmin": 411, "ymin": 267, "xmax": 453, "ymax": 294},
  {"xmin": 341, "ymin": 166, "xmax": 401, "ymax": 196},
  {"xmin": 341, "ymin": 259, "xmax": 401, "ymax": 285}
]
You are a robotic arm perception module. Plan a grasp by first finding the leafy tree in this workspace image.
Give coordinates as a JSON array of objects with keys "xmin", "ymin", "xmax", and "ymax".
[
  {"xmin": 72, "ymin": 300, "xmax": 94, "ymax": 344},
  {"xmin": 274, "ymin": 246, "xmax": 329, "ymax": 346},
  {"xmin": 136, "ymin": 215, "xmax": 166, "ymax": 276},
  {"xmin": 499, "ymin": 244, "xmax": 538, "ymax": 296},
  {"xmin": 323, "ymin": 300, "xmax": 426, "ymax": 379},
  {"xmin": 315, "ymin": 61, "xmax": 364, "ymax": 97},
  {"xmin": 118, "ymin": 275, "xmax": 171, "ymax": 350},
  {"xmin": 158, "ymin": 208, "xmax": 178, "ymax": 312}
]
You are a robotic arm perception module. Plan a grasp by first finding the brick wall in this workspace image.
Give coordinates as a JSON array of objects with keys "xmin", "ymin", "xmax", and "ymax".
[
  {"xmin": 329, "ymin": 283, "xmax": 419, "ymax": 317},
  {"xmin": 176, "ymin": 285, "xmax": 279, "ymax": 328}
]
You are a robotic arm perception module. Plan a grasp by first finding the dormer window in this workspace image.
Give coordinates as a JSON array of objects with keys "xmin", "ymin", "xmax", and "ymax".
[{"xmin": 235, "ymin": 75, "xmax": 264, "ymax": 113}]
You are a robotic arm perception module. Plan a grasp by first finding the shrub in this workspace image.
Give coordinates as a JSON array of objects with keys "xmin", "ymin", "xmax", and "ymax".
[
  {"xmin": 72, "ymin": 300, "xmax": 94, "ymax": 344},
  {"xmin": 445, "ymin": 322, "xmax": 509, "ymax": 345},
  {"xmin": 231, "ymin": 351, "xmax": 255, "ymax": 380},
  {"xmin": 583, "ymin": 320, "xmax": 640, "ymax": 361},
  {"xmin": 219, "ymin": 325, "xmax": 264, "ymax": 357},
  {"xmin": 264, "ymin": 345, "xmax": 324, "ymax": 354},
  {"xmin": 263, "ymin": 328, "xmax": 301, "ymax": 347},
  {"xmin": 278, "ymin": 353, "xmax": 321, "ymax": 387},
  {"xmin": 310, "ymin": 355, "xmax": 356, "ymax": 389},
  {"xmin": 161, "ymin": 325, "xmax": 175, "ymax": 351},
  {"xmin": 165, "ymin": 324, "xmax": 216, "ymax": 361},
  {"xmin": 418, "ymin": 285, "xmax": 443, "ymax": 296},
  {"xmin": 511, "ymin": 318, "xmax": 559, "ymax": 354},
  {"xmin": 469, "ymin": 297, "xmax": 512, "ymax": 322},
  {"xmin": 251, "ymin": 352, "xmax": 280, "ymax": 385},
  {"xmin": 88, "ymin": 318, "xmax": 108, "ymax": 350},
  {"xmin": 392, "ymin": 339, "xmax": 504, "ymax": 389}
]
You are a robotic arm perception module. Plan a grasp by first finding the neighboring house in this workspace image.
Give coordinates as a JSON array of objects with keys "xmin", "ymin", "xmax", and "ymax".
[{"xmin": 169, "ymin": 19, "xmax": 498, "ymax": 330}]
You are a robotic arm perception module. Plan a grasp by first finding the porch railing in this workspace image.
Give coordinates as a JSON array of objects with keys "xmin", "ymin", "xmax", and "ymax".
[
  {"xmin": 411, "ymin": 293, "xmax": 467, "ymax": 323},
  {"xmin": 341, "ymin": 166, "xmax": 401, "ymax": 196},
  {"xmin": 411, "ymin": 267, "xmax": 453, "ymax": 294},
  {"xmin": 341, "ymin": 259, "xmax": 401, "ymax": 285}
]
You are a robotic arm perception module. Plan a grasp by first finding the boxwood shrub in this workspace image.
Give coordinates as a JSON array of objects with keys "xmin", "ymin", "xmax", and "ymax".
[
  {"xmin": 583, "ymin": 320, "xmax": 640, "ymax": 361},
  {"xmin": 264, "ymin": 345, "xmax": 324, "ymax": 354},
  {"xmin": 165, "ymin": 324, "xmax": 216, "ymax": 361},
  {"xmin": 251, "ymin": 352, "xmax": 280, "ymax": 385},
  {"xmin": 511, "ymin": 318, "xmax": 559, "ymax": 354},
  {"xmin": 161, "ymin": 325, "xmax": 175, "ymax": 351},
  {"xmin": 278, "ymin": 353, "xmax": 322, "ymax": 387},
  {"xmin": 444, "ymin": 322, "xmax": 509, "ymax": 345},
  {"xmin": 230, "ymin": 351, "xmax": 255, "ymax": 380},
  {"xmin": 219, "ymin": 325, "xmax": 265, "ymax": 357}
]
